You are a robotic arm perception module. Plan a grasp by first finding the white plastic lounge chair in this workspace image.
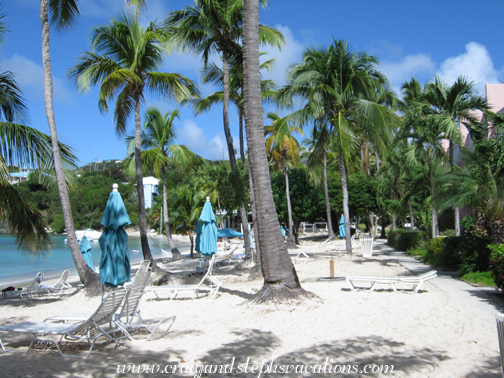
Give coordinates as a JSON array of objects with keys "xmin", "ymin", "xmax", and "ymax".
[
  {"xmin": 20, "ymin": 272, "xmax": 49, "ymax": 298},
  {"xmin": 113, "ymin": 268, "xmax": 176, "ymax": 342},
  {"xmin": 43, "ymin": 270, "xmax": 72, "ymax": 294},
  {"xmin": 0, "ymin": 289, "xmax": 128, "ymax": 358},
  {"xmin": 147, "ymin": 254, "xmax": 221, "ymax": 300},
  {"xmin": 346, "ymin": 270, "xmax": 437, "ymax": 294},
  {"xmin": 289, "ymin": 241, "xmax": 310, "ymax": 264},
  {"xmin": 215, "ymin": 245, "xmax": 239, "ymax": 267},
  {"xmin": 496, "ymin": 313, "xmax": 504, "ymax": 377}
]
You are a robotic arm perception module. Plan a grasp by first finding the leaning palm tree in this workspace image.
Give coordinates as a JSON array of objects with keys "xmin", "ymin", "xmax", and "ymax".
[
  {"xmin": 264, "ymin": 112, "xmax": 304, "ymax": 247},
  {"xmin": 125, "ymin": 107, "xmax": 205, "ymax": 259},
  {"xmin": 166, "ymin": 0, "xmax": 284, "ymax": 259},
  {"xmin": 39, "ymin": 0, "xmax": 101, "ymax": 291},
  {"xmin": 242, "ymin": 0, "xmax": 311, "ymax": 302},
  {"xmin": 68, "ymin": 13, "xmax": 199, "ymax": 270},
  {"xmin": 285, "ymin": 39, "xmax": 397, "ymax": 254}
]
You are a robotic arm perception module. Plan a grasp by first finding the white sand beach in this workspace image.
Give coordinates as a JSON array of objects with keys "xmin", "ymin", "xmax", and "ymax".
[{"xmin": 0, "ymin": 240, "xmax": 503, "ymax": 377}]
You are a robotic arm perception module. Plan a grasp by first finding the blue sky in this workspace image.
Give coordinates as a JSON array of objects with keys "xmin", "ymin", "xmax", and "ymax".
[{"xmin": 3, "ymin": 0, "xmax": 504, "ymax": 166}]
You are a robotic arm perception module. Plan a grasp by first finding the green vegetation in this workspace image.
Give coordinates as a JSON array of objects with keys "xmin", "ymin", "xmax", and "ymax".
[{"xmin": 459, "ymin": 271, "xmax": 495, "ymax": 287}]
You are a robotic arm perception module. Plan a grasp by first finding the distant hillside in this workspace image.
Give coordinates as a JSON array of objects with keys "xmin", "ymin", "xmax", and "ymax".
[{"xmin": 78, "ymin": 159, "xmax": 125, "ymax": 173}]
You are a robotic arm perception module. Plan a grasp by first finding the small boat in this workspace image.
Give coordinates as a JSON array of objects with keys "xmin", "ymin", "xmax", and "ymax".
[
  {"xmin": 75, "ymin": 228, "xmax": 102, "ymax": 242},
  {"xmin": 132, "ymin": 249, "xmax": 140, "ymax": 254}
]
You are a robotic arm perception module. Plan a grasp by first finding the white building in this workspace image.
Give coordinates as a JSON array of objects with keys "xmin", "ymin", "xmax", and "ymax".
[{"xmin": 143, "ymin": 176, "xmax": 159, "ymax": 209}]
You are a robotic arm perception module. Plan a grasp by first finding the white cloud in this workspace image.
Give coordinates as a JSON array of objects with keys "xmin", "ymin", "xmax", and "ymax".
[
  {"xmin": 177, "ymin": 119, "xmax": 240, "ymax": 161},
  {"xmin": 260, "ymin": 25, "xmax": 305, "ymax": 87},
  {"xmin": 436, "ymin": 42, "xmax": 500, "ymax": 94},
  {"xmin": 2, "ymin": 54, "xmax": 72, "ymax": 102},
  {"xmin": 380, "ymin": 54, "xmax": 436, "ymax": 95}
]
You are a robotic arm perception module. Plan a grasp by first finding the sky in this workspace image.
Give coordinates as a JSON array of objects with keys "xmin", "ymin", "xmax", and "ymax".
[{"xmin": 3, "ymin": 0, "xmax": 504, "ymax": 166}]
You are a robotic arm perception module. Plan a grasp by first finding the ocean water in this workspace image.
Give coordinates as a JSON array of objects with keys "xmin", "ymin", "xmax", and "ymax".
[{"xmin": 0, "ymin": 233, "xmax": 190, "ymax": 288}]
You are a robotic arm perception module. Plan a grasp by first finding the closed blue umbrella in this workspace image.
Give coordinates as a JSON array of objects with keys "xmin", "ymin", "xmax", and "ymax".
[
  {"xmin": 195, "ymin": 197, "xmax": 218, "ymax": 257},
  {"xmin": 98, "ymin": 184, "xmax": 131, "ymax": 288},
  {"xmin": 339, "ymin": 215, "xmax": 346, "ymax": 238},
  {"xmin": 79, "ymin": 236, "xmax": 94, "ymax": 270}
]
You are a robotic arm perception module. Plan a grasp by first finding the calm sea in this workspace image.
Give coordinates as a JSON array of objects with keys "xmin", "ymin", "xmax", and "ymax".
[{"xmin": 0, "ymin": 233, "xmax": 189, "ymax": 288}]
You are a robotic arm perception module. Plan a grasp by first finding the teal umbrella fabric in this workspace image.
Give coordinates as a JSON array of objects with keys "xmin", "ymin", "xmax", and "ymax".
[
  {"xmin": 339, "ymin": 215, "xmax": 346, "ymax": 238},
  {"xmin": 195, "ymin": 198, "xmax": 218, "ymax": 257},
  {"xmin": 98, "ymin": 184, "xmax": 131, "ymax": 287},
  {"xmin": 217, "ymin": 228, "xmax": 243, "ymax": 238},
  {"xmin": 79, "ymin": 236, "xmax": 94, "ymax": 270}
]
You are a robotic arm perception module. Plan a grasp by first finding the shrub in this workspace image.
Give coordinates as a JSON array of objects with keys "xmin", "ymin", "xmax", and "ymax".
[
  {"xmin": 358, "ymin": 223, "xmax": 367, "ymax": 232},
  {"xmin": 395, "ymin": 231, "xmax": 425, "ymax": 252},
  {"xmin": 489, "ymin": 244, "xmax": 504, "ymax": 290},
  {"xmin": 461, "ymin": 215, "xmax": 475, "ymax": 235},
  {"xmin": 459, "ymin": 271, "xmax": 494, "ymax": 287},
  {"xmin": 387, "ymin": 229, "xmax": 398, "ymax": 247},
  {"xmin": 442, "ymin": 229, "xmax": 456, "ymax": 237},
  {"xmin": 443, "ymin": 235, "xmax": 491, "ymax": 276}
]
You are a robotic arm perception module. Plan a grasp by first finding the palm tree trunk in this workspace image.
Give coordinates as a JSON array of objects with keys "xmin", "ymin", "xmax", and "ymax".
[
  {"xmin": 409, "ymin": 200, "xmax": 415, "ymax": 229},
  {"xmin": 449, "ymin": 140, "xmax": 461, "ymax": 236},
  {"xmin": 339, "ymin": 154, "xmax": 352, "ymax": 255},
  {"xmin": 248, "ymin": 162, "xmax": 260, "ymax": 268},
  {"xmin": 243, "ymin": 0, "xmax": 305, "ymax": 301},
  {"xmin": 239, "ymin": 112, "xmax": 245, "ymax": 165},
  {"xmin": 428, "ymin": 153, "xmax": 438, "ymax": 238},
  {"xmin": 284, "ymin": 166, "xmax": 296, "ymax": 248},
  {"xmin": 222, "ymin": 50, "xmax": 251, "ymax": 258},
  {"xmin": 133, "ymin": 94, "xmax": 157, "ymax": 270},
  {"xmin": 162, "ymin": 167, "xmax": 181, "ymax": 259},
  {"xmin": 40, "ymin": 0, "xmax": 99, "ymax": 292},
  {"xmin": 323, "ymin": 151, "xmax": 334, "ymax": 237}
]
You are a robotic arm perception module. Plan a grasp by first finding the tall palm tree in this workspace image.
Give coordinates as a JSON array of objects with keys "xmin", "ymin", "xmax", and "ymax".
[
  {"xmin": 242, "ymin": 0, "xmax": 308, "ymax": 301},
  {"xmin": 125, "ymin": 107, "xmax": 205, "ymax": 259},
  {"xmin": 68, "ymin": 13, "xmax": 199, "ymax": 270},
  {"xmin": 303, "ymin": 117, "xmax": 335, "ymax": 237},
  {"xmin": 399, "ymin": 78, "xmax": 447, "ymax": 238},
  {"xmin": 285, "ymin": 40, "xmax": 396, "ymax": 254},
  {"xmin": 427, "ymin": 76, "xmax": 487, "ymax": 235},
  {"xmin": 264, "ymin": 112, "xmax": 304, "ymax": 246},
  {"xmin": 166, "ymin": 0, "xmax": 284, "ymax": 259},
  {"xmin": 40, "ymin": 0, "xmax": 101, "ymax": 291}
]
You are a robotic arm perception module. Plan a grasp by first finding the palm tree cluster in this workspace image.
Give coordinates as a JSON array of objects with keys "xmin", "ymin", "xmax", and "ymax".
[{"xmin": 6, "ymin": 0, "xmax": 503, "ymax": 301}]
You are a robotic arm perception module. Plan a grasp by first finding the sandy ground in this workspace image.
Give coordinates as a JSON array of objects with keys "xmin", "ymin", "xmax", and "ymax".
[{"xmin": 0, "ymin": 238, "xmax": 502, "ymax": 377}]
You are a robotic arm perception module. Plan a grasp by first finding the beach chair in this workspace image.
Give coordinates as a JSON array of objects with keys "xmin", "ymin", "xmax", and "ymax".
[
  {"xmin": 289, "ymin": 241, "xmax": 310, "ymax": 264},
  {"xmin": 0, "ymin": 289, "xmax": 128, "ymax": 358},
  {"xmin": 113, "ymin": 267, "xmax": 176, "ymax": 342},
  {"xmin": 20, "ymin": 272, "xmax": 49, "ymax": 298},
  {"xmin": 215, "ymin": 245, "xmax": 239, "ymax": 267},
  {"xmin": 147, "ymin": 254, "xmax": 221, "ymax": 300},
  {"xmin": 496, "ymin": 313, "xmax": 504, "ymax": 378},
  {"xmin": 44, "ymin": 270, "xmax": 72, "ymax": 294},
  {"xmin": 346, "ymin": 270, "xmax": 437, "ymax": 294}
]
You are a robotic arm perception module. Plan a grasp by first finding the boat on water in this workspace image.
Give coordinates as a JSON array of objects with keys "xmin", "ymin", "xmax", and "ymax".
[
  {"xmin": 132, "ymin": 249, "xmax": 140, "ymax": 254},
  {"xmin": 74, "ymin": 228, "xmax": 102, "ymax": 242}
]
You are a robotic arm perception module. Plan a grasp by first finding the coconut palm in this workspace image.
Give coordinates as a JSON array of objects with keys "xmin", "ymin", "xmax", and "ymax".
[
  {"xmin": 68, "ymin": 13, "xmax": 199, "ymax": 270},
  {"xmin": 38, "ymin": 0, "xmax": 102, "ymax": 291},
  {"xmin": 427, "ymin": 76, "xmax": 487, "ymax": 235},
  {"xmin": 242, "ymin": 0, "xmax": 309, "ymax": 301},
  {"xmin": 125, "ymin": 107, "xmax": 205, "ymax": 259},
  {"xmin": 166, "ymin": 0, "xmax": 284, "ymax": 260},
  {"xmin": 195, "ymin": 53, "xmax": 276, "ymax": 165},
  {"xmin": 398, "ymin": 78, "xmax": 447, "ymax": 238},
  {"xmin": 264, "ymin": 112, "xmax": 304, "ymax": 246},
  {"xmin": 285, "ymin": 39, "xmax": 396, "ymax": 254}
]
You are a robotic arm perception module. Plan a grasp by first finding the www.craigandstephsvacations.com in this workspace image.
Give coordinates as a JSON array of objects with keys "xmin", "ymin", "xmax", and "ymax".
[{"xmin": 116, "ymin": 357, "xmax": 395, "ymax": 376}]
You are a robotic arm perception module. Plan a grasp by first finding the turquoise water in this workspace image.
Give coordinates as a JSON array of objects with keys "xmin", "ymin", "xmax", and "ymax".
[{"xmin": 0, "ymin": 234, "xmax": 189, "ymax": 288}]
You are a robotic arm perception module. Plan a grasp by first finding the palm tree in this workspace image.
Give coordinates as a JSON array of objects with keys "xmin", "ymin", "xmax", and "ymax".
[
  {"xmin": 39, "ymin": 0, "xmax": 101, "ymax": 291},
  {"xmin": 166, "ymin": 0, "xmax": 284, "ymax": 260},
  {"xmin": 125, "ymin": 107, "xmax": 205, "ymax": 259},
  {"xmin": 242, "ymin": 0, "xmax": 309, "ymax": 301},
  {"xmin": 285, "ymin": 40, "xmax": 396, "ymax": 254},
  {"xmin": 264, "ymin": 112, "xmax": 304, "ymax": 246},
  {"xmin": 399, "ymin": 78, "xmax": 447, "ymax": 238},
  {"xmin": 302, "ymin": 117, "xmax": 335, "ymax": 238},
  {"xmin": 427, "ymin": 76, "xmax": 487, "ymax": 236},
  {"xmin": 68, "ymin": 13, "xmax": 199, "ymax": 270}
]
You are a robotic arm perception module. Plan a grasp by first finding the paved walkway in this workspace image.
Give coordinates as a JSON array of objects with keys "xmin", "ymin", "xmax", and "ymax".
[{"xmin": 375, "ymin": 240, "xmax": 504, "ymax": 326}]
